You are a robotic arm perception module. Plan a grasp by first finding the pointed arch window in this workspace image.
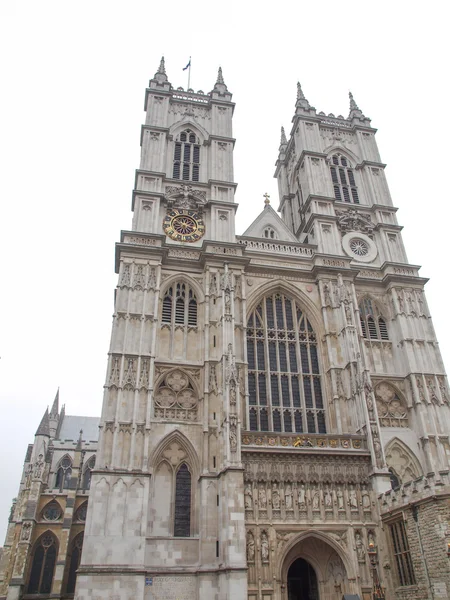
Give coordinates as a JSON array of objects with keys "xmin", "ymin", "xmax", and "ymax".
[
  {"xmin": 330, "ymin": 153, "xmax": 359, "ymax": 204},
  {"xmin": 246, "ymin": 293, "xmax": 326, "ymax": 433},
  {"xmin": 359, "ymin": 298, "xmax": 389, "ymax": 340},
  {"xmin": 263, "ymin": 227, "xmax": 277, "ymax": 239},
  {"xmin": 65, "ymin": 532, "xmax": 83, "ymax": 594},
  {"xmin": 174, "ymin": 463, "xmax": 192, "ymax": 537},
  {"xmin": 161, "ymin": 283, "xmax": 197, "ymax": 327},
  {"xmin": 27, "ymin": 533, "xmax": 57, "ymax": 594},
  {"xmin": 173, "ymin": 129, "xmax": 200, "ymax": 182},
  {"xmin": 82, "ymin": 455, "xmax": 96, "ymax": 490},
  {"xmin": 55, "ymin": 456, "xmax": 72, "ymax": 491}
]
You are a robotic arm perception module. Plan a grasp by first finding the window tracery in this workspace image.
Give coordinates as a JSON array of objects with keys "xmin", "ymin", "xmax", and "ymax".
[
  {"xmin": 359, "ymin": 298, "xmax": 389, "ymax": 341},
  {"xmin": 75, "ymin": 502, "xmax": 88, "ymax": 522},
  {"xmin": 82, "ymin": 455, "xmax": 96, "ymax": 490},
  {"xmin": 246, "ymin": 293, "xmax": 326, "ymax": 433},
  {"xmin": 55, "ymin": 456, "xmax": 72, "ymax": 491},
  {"xmin": 154, "ymin": 370, "xmax": 198, "ymax": 421},
  {"xmin": 375, "ymin": 383, "xmax": 408, "ymax": 427},
  {"xmin": 263, "ymin": 227, "xmax": 277, "ymax": 239},
  {"xmin": 172, "ymin": 129, "xmax": 200, "ymax": 182},
  {"xmin": 27, "ymin": 533, "xmax": 57, "ymax": 594},
  {"xmin": 330, "ymin": 153, "xmax": 359, "ymax": 204},
  {"xmin": 162, "ymin": 282, "xmax": 197, "ymax": 327},
  {"xmin": 65, "ymin": 532, "xmax": 84, "ymax": 594},
  {"xmin": 41, "ymin": 501, "xmax": 62, "ymax": 521}
]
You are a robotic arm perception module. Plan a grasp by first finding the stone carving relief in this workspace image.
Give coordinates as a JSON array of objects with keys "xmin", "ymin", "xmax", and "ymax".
[
  {"xmin": 438, "ymin": 377, "xmax": 450, "ymax": 405},
  {"xmin": 375, "ymin": 382, "xmax": 408, "ymax": 427},
  {"xmin": 336, "ymin": 208, "xmax": 374, "ymax": 237},
  {"xmin": 245, "ymin": 483, "xmax": 253, "ymax": 510},
  {"xmin": 119, "ymin": 263, "xmax": 131, "ymax": 288},
  {"xmin": 122, "ymin": 358, "xmax": 137, "ymax": 389},
  {"xmin": 138, "ymin": 359, "xmax": 150, "ymax": 389},
  {"xmin": 229, "ymin": 414, "xmax": 238, "ymax": 453},
  {"xmin": 247, "ymin": 530, "xmax": 255, "ymax": 562},
  {"xmin": 154, "ymin": 370, "xmax": 198, "ymax": 421},
  {"xmin": 148, "ymin": 267, "xmax": 157, "ymax": 290},
  {"xmin": 426, "ymin": 377, "xmax": 439, "ymax": 405},
  {"xmin": 355, "ymin": 530, "xmax": 365, "ymax": 562},
  {"xmin": 21, "ymin": 522, "xmax": 32, "ymax": 541},
  {"xmin": 109, "ymin": 356, "xmax": 120, "ymax": 386},
  {"xmin": 132, "ymin": 264, "xmax": 146, "ymax": 290},
  {"xmin": 165, "ymin": 184, "xmax": 206, "ymax": 211},
  {"xmin": 384, "ymin": 439, "xmax": 423, "ymax": 484},
  {"xmin": 261, "ymin": 530, "xmax": 269, "ymax": 563},
  {"xmin": 208, "ymin": 363, "xmax": 218, "ymax": 394}
]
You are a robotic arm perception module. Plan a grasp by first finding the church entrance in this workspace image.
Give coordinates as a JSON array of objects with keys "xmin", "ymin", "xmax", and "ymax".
[{"xmin": 287, "ymin": 558, "xmax": 319, "ymax": 600}]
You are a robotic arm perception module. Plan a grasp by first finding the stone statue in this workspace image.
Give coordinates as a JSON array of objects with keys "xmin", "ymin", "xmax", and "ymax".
[
  {"xmin": 355, "ymin": 531, "xmax": 365, "ymax": 561},
  {"xmin": 349, "ymin": 489, "xmax": 358, "ymax": 509},
  {"xmin": 271, "ymin": 482, "xmax": 280, "ymax": 510},
  {"xmin": 337, "ymin": 489, "xmax": 344, "ymax": 510},
  {"xmin": 261, "ymin": 531, "xmax": 269, "ymax": 562},
  {"xmin": 285, "ymin": 484, "xmax": 293, "ymax": 510},
  {"xmin": 244, "ymin": 484, "xmax": 253, "ymax": 509},
  {"xmin": 312, "ymin": 489, "xmax": 320, "ymax": 510},
  {"xmin": 247, "ymin": 531, "xmax": 255, "ymax": 562},
  {"xmin": 298, "ymin": 484, "xmax": 306, "ymax": 506},
  {"xmin": 258, "ymin": 484, "xmax": 267, "ymax": 509},
  {"xmin": 362, "ymin": 489, "xmax": 371, "ymax": 509},
  {"xmin": 325, "ymin": 490, "xmax": 333, "ymax": 508}
]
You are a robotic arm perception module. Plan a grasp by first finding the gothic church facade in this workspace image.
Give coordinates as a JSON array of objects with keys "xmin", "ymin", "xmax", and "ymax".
[{"xmin": 2, "ymin": 59, "xmax": 450, "ymax": 600}]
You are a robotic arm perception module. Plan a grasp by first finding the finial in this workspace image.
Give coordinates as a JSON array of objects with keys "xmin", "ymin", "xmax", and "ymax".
[
  {"xmin": 216, "ymin": 66, "xmax": 225, "ymax": 85},
  {"xmin": 50, "ymin": 388, "xmax": 59, "ymax": 417},
  {"xmin": 76, "ymin": 429, "xmax": 83, "ymax": 451},
  {"xmin": 157, "ymin": 56, "xmax": 166, "ymax": 75},
  {"xmin": 349, "ymin": 91, "xmax": 359, "ymax": 110},
  {"xmin": 280, "ymin": 126, "xmax": 287, "ymax": 145},
  {"xmin": 36, "ymin": 408, "xmax": 50, "ymax": 437},
  {"xmin": 263, "ymin": 193, "xmax": 270, "ymax": 206},
  {"xmin": 297, "ymin": 82, "xmax": 305, "ymax": 100}
]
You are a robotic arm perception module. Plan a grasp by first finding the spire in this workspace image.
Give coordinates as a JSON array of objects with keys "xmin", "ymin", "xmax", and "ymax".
[
  {"xmin": 297, "ymin": 82, "xmax": 305, "ymax": 101},
  {"xmin": 35, "ymin": 408, "xmax": 50, "ymax": 437},
  {"xmin": 212, "ymin": 66, "xmax": 228, "ymax": 94},
  {"xmin": 348, "ymin": 90, "xmax": 367, "ymax": 121},
  {"xmin": 349, "ymin": 91, "xmax": 359, "ymax": 111},
  {"xmin": 280, "ymin": 126, "xmax": 287, "ymax": 146},
  {"xmin": 295, "ymin": 81, "xmax": 312, "ymax": 113},
  {"xmin": 153, "ymin": 56, "xmax": 168, "ymax": 84},
  {"xmin": 50, "ymin": 388, "xmax": 59, "ymax": 418}
]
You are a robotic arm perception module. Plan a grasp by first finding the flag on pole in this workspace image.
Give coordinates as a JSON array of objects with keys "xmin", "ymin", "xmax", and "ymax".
[{"xmin": 183, "ymin": 59, "xmax": 191, "ymax": 71}]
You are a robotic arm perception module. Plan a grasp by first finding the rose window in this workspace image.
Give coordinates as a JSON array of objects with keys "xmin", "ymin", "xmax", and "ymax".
[
  {"xmin": 349, "ymin": 238, "xmax": 369, "ymax": 256},
  {"xmin": 42, "ymin": 503, "xmax": 61, "ymax": 521},
  {"xmin": 154, "ymin": 370, "xmax": 198, "ymax": 420}
]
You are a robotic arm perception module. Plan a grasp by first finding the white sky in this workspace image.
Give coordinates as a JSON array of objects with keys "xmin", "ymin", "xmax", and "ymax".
[{"xmin": 0, "ymin": 0, "xmax": 449, "ymax": 543}]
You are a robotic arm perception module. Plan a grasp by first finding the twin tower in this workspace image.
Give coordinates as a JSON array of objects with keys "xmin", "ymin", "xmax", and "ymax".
[{"xmin": 52, "ymin": 59, "xmax": 450, "ymax": 599}]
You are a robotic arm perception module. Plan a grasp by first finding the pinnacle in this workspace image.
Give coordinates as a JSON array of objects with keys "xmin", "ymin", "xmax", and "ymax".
[
  {"xmin": 280, "ymin": 126, "xmax": 287, "ymax": 145},
  {"xmin": 297, "ymin": 82, "xmax": 305, "ymax": 101},
  {"xmin": 50, "ymin": 388, "xmax": 59, "ymax": 417},
  {"xmin": 36, "ymin": 408, "xmax": 50, "ymax": 437},
  {"xmin": 157, "ymin": 56, "xmax": 166, "ymax": 75},
  {"xmin": 76, "ymin": 429, "xmax": 83, "ymax": 451},
  {"xmin": 216, "ymin": 66, "xmax": 225, "ymax": 85},
  {"xmin": 349, "ymin": 91, "xmax": 359, "ymax": 111}
]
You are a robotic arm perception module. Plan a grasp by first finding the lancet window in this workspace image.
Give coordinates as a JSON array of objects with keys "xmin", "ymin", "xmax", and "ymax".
[
  {"xmin": 65, "ymin": 532, "xmax": 84, "ymax": 594},
  {"xmin": 246, "ymin": 293, "xmax": 326, "ymax": 434},
  {"xmin": 359, "ymin": 298, "xmax": 389, "ymax": 340},
  {"xmin": 330, "ymin": 153, "xmax": 359, "ymax": 204},
  {"xmin": 174, "ymin": 463, "xmax": 192, "ymax": 537},
  {"xmin": 162, "ymin": 283, "xmax": 197, "ymax": 327},
  {"xmin": 263, "ymin": 227, "xmax": 277, "ymax": 239},
  {"xmin": 55, "ymin": 456, "xmax": 72, "ymax": 491},
  {"xmin": 172, "ymin": 129, "xmax": 200, "ymax": 182},
  {"xmin": 27, "ymin": 533, "xmax": 57, "ymax": 594},
  {"xmin": 82, "ymin": 455, "xmax": 96, "ymax": 490}
]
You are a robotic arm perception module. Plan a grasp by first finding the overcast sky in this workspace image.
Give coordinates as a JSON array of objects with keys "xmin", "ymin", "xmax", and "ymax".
[{"xmin": 0, "ymin": 0, "xmax": 449, "ymax": 542}]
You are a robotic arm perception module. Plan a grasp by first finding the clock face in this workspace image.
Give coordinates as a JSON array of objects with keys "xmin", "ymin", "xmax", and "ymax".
[{"xmin": 163, "ymin": 209, "xmax": 205, "ymax": 243}]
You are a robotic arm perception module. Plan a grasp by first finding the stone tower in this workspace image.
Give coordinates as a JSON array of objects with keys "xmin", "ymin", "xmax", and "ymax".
[{"xmin": 74, "ymin": 59, "xmax": 248, "ymax": 600}]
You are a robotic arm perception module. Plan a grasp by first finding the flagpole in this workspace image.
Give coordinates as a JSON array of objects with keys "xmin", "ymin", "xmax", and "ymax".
[{"xmin": 187, "ymin": 56, "xmax": 191, "ymax": 90}]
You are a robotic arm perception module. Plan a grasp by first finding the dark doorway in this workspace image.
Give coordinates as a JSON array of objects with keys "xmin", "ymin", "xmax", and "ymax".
[{"xmin": 287, "ymin": 558, "xmax": 319, "ymax": 600}]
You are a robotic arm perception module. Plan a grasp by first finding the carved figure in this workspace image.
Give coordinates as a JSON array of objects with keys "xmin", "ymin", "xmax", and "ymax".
[
  {"xmin": 325, "ymin": 490, "xmax": 333, "ymax": 508},
  {"xmin": 272, "ymin": 482, "xmax": 280, "ymax": 510},
  {"xmin": 244, "ymin": 484, "xmax": 253, "ymax": 509},
  {"xmin": 261, "ymin": 531, "xmax": 269, "ymax": 562},
  {"xmin": 247, "ymin": 531, "xmax": 255, "ymax": 562},
  {"xmin": 285, "ymin": 484, "xmax": 293, "ymax": 510},
  {"xmin": 362, "ymin": 489, "xmax": 371, "ymax": 509},
  {"xmin": 337, "ymin": 489, "xmax": 345, "ymax": 510},
  {"xmin": 349, "ymin": 489, "xmax": 358, "ymax": 510},
  {"xmin": 298, "ymin": 484, "xmax": 306, "ymax": 506},
  {"xmin": 312, "ymin": 489, "xmax": 320, "ymax": 510},
  {"xmin": 258, "ymin": 485, "xmax": 267, "ymax": 509},
  {"xmin": 355, "ymin": 531, "xmax": 365, "ymax": 561}
]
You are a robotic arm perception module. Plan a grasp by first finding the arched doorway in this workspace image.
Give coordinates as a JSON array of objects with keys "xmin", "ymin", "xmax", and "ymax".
[{"xmin": 287, "ymin": 558, "xmax": 319, "ymax": 600}]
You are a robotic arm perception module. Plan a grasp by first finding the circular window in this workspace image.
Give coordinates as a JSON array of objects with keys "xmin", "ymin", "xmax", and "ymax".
[
  {"xmin": 43, "ymin": 503, "xmax": 61, "ymax": 521},
  {"xmin": 342, "ymin": 232, "xmax": 377, "ymax": 263},
  {"xmin": 75, "ymin": 503, "xmax": 88, "ymax": 522},
  {"xmin": 349, "ymin": 238, "xmax": 369, "ymax": 257}
]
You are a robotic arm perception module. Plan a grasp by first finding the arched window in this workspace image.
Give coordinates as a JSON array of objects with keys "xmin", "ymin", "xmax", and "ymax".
[
  {"xmin": 172, "ymin": 129, "xmax": 200, "ymax": 182},
  {"xmin": 359, "ymin": 298, "xmax": 389, "ymax": 340},
  {"xmin": 41, "ymin": 501, "xmax": 62, "ymax": 522},
  {"xmin": 82, "ymin": 455, "xmax": 96, "ymax": 490},
  {"xmin": 263, "ymin": 227, "xmax": 277, "ymax": 239},
  {"xmin": 75, "ymin": 502, "xmax": 88, "ymax": 522},
  {"xmin": 65, "ymin": 532, "xmax": 83, "ymax": 594},
  {"xmin": 174, "ymin": 463, "xmax": 191, "ymax": 537},
  {"xmin": 55, "ymin": 456, "xmax": 72, "ymax": 491},
  {"xmin": 161, "ymin": 283, "xmax": 197, "ymax": 326},
  {"xmin": 246, "ymin": 293, "xmax": 326, "ymax": 434},
  {"xmin": 27, "ymin": 533, "xmax": 57, "ymax": 594},
  {"xmin": 330, "ymin": 153, "xmax": 359, "ymax": 204}
]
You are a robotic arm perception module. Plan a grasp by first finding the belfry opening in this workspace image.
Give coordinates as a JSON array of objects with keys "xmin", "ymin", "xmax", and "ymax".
[{"xmin": 287, "ymin": 558, "xmax": 319, "ymax": 600}]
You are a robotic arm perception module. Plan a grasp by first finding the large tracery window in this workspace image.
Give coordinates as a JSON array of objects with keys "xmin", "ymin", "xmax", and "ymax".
[
  {"xmin": 172, "ymin": 129, "xmax": 200, "ymax": 182},
  {"xmin": 246, "ymin": 293, "xmax": 326, "ymax": 434},
  {"xmin": 162, "ymin": 283, "xmax": 197, "ymax": 327},
  {"xmin": 27, "ymin": 533, "xmax": 57, "ymax": 594},
  {"xmin": 55, "ymin": 456, "xmax": 72, "ymax": 491},
  {"xmin": 330, "ymin": 153, "xmax": 359, "ymax": 204},
  {"xmin": 65, "ymin": 532, "xmax": 84, "ymax": 594},
  {"xmin": 359, "ymin": 298, "xmax": 389, "ymax": 340}
]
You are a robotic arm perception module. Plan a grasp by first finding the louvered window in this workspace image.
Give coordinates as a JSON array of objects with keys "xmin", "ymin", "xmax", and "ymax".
[
  {"xmin": 246, "ymin": 293, "xmax": 326, "ymax": 433},
  {"xmin": 359, "ymin": 298, "xmax": 389, "ymax": 341},
  {"xmin": 161, "ymin": 283, "xmax": 197, "ymax": 327},
  {"xmin": 330, "ymin": 154, "xmax": 359, "ymax": 204},
  {"xmin": 173, "ymin": 129, "xmax": 201, "ymax": 182}
]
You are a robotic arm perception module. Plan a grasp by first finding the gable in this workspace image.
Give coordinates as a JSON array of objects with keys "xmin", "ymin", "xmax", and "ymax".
[{"xmin": 241, "ymin": 205, "xmax": 298, "ymax": 242}]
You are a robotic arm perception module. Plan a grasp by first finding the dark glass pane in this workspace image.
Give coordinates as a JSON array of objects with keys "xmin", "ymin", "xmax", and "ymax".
[
  {"xmin": 248, "ymin": 374, "xmax": 257, "ymax": 405},
  {"xmin": 189, "ymin": 133, "xmax": 196, "ymax": 144},
  {"xmin": 341, "ymin": 156, "xmax": 348, "ymax": 167},
  {"xmin": 351, "ymin": 187, "xmax": 359, "ymax": 203},
  {"xmin": 289, "ymin": 344, "xmax": 297, "ymax": 371},
  {"xmin": 339, "ymin": 168, "xmax": 347, "ymax": 185},
  {"xmin": 285, "ymin": 299, "xmax": 293, "ymax": 329},
  {"xmin": 275, "ymin": 296, "xmax": 284, "ymax": 328},
  {"xmin": 180, "ymin": 132, "xmax": 187, "ymax": 142},
  {"xmin": 66, "ymin": 546, "xmax": 80, "ymax": 593},
  {"xmin": 307, "ymin": 412, "xmax": 316, "ymax": 433},
  {"xmin": 64, "ymin": 469, "xmax": 72, "ymax": 489},
  {"xmin": 83, "ymin": 469, "xmax": 92, "ymax": 490},
  {"xmin": 193, "ymin": 145, "xmax": 200, "ymax": 163},
  {"xmin": 368, "ymin": 317, "xmax": 378, "ymax": 339},
  {"xmin": 249, "ymin": 408, "xmax": 257, "ymax": 430},
  {"xmin": 175, "ymin": 298, "xmax": 185, "ymax": 324},
  {"xmin": 334, "ymin": 185, "xmax": 342, "ymax": 201},
  {"xmin": 173, "ymin": 162, "xmax": 180, "ymax": 179},
  {"xmin": 55, "ymin": 468, "xmax": 63, "ymax": 489},
  {"xmin": 313, "ymin": 378, "xmax": 323, "ymax": 408},
  {"xmin": 330, "ymin": 167, "xmax": 338, "ymax": 184},
  {"xmin": 247, "ymin": 341, "xmax": 255, "ymax": 370},
  {"xmin": 182, "ymin": 163, "xmax": 190, "ymax": 180},
  {"xmin": 258, "ymin": 374, "xmax": 267, "ymax": 405},
  {"xmin": 281, "ymin": 376, "xmax": 290, "ymax": 407},
  {"xmin": 317, "ymin": 411, "xmax": 326, "ymax": 433},
  {"xmin": 343, "ymin": 187, "xmax": 350, "ymax": 202},
  {"xmin": 184, "ymin": 144, "xmax": 191, "ymax": 162},
  {"xmin": 348, "ymin": 170, "xmax": 355, "ymax": 185},
  {"xmin": 192, "ymin": 164, "xmax": 199, "ymax": 182},
  {"xmin": 279, "ymin": 344, "xmax": 287, "ymax": 372},
  {"xmin": 174, "ymin": 143, "xmax": 181, "ymax": 161},
  {"xmin": 298, "ymin": 312, "xmax": 305, "ymax": 330},
  {"xmin": 188, "ymin": 300, "xmax": 197, "ymax": 326},
  {"xmin": 284, "ymin": 411, "xmax": 292, "ymax": 432},
  {"xmin": 332, "ymin": 155, "xmax": 339, "ymax": 165},
  {"xmin": 269, "ymin": 341, "xmax": 277, "ymax": 371},
  {"xmin": 379, "ymin": 318, "xmax": 389, "ymax": 340},
  {"xmin": 273, "ymin": 410, "xmax": 282, "ymax": 431},
  {"xmin": 292, "ymin": 377, "xmax": 301, "ymax": 407},
  {"xmin": 294, "ymin": 411, "xmax": 303, "ymax": 432},
  {"xmin": 300, "ymin": 344, "xmax": 309, "ymax": 373},
  {"xmin": 257, "ymin": 340, "xmax": 265, "ymax": 369},
  {"xmin": 260, "ymin": 408, "xmax": 269, "ymax": 431},
  {"xmin": 41, "ymin": 544, "xmax": 56, "ymax": 593},
  {"xmin": 310, "ymin": 345, "xmax": 319, "ymax": 374},
  {"xmin": 174, "ymin": 464, "xmax": 191, "ymax": 537},
  {"xmin": 304, "ymin": 378, "xmax": 313, "ymax": 407},
  {"xmin": 266, "ymin": 297, "xmax": 274, "ymax": 328},
  {"xmin": 28, "ymin": 545, "xmax": 44, "ymax": 593},
  {"xmin": 271, "ymin": 375, "xmax": 280, "ymax": 406}
]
